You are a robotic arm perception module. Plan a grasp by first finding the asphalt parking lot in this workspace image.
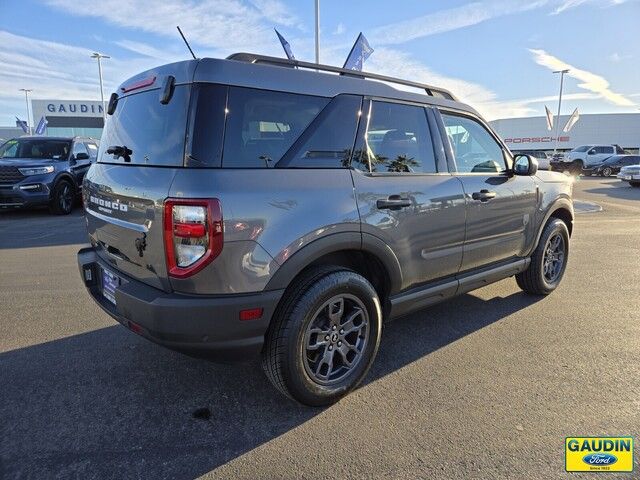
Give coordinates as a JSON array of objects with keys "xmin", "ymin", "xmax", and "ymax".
[{"xmin": 0, "ymin": 176, "xmax": 638, "ymax": 479}]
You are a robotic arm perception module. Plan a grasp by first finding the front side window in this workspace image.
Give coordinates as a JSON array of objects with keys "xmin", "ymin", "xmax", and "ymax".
[
  {"xmin": 361, "ymin": 101, "xmax": 437, "ymax": 173},
  {"xmin": 222, "ymin": 87, "xmax": 328, "ymax": 168},
  {"xmin": 573, "ymin": 146, "xmax": 590, "ymax": 153},
  {"xmin": 84, "ymin": 142, "xmax": 98, "ymax": 158},
  {"xmin": 442, "ymin": 113, "xmax": 507, "ymax": 173},
  {"xmin": 72, "ymin": 142, "xmax": 89, "ymax": 157}
]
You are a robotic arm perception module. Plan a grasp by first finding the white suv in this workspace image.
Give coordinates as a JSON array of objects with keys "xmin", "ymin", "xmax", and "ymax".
[{"xmin": 557, "ymin": 144, "xmax": 624, "ymax": 172}]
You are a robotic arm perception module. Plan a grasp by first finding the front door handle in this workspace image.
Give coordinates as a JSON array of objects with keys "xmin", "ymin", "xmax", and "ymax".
[
  {"xmin": 472, "ymin": 189, "xmax": 497, "ymax": 202},
  {"xmin": 376, "ymin": 195, "xmax": 412, "ymax": 210}
]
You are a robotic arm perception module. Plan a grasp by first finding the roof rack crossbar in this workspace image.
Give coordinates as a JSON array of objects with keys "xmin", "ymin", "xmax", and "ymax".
[{"xmin": 226, "ymin": 53, "xmax": 456, "ymax": 101}]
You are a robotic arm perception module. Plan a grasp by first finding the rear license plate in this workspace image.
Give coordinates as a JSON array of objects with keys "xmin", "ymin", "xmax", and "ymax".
[{"xmin": 102, "ymin": 268, "xmax": 120, "ymax": 305}]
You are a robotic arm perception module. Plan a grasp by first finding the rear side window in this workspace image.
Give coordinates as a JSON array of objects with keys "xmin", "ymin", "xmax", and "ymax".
[
  {"xmin": 279, "ymin": 95, "xmax": 361, "ymax": 168},
  {"xmin": 222, "ymin": 87, "xmax": 328, "ymax": 168},
  {"xmin": 361, "ymin": 101, "xmax": 437, "ymax": 174},
  {"xmin": 99, "ymin": 85, "xmax": 189, "ymax": 166}
]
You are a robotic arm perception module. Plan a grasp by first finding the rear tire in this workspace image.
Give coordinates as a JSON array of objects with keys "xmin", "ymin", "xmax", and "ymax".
[
  {"xmin": 262, "ymin": 266, "xmax": 382, "ymax": 406},
  {"xmin": 516, "ymin": 218, "xmax": 569, "ymax": 295},
  {"xmin": 49, "ymin": 180, "xmax": 74, "ymax": 215},
  {"xmin": 601, "ymin": 166, "xmax": 613, "ymax": 177}
]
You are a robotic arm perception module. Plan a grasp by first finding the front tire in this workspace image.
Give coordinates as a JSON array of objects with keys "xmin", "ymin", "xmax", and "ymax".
[
  {"xmin": 572, "ymin": 160, "xmax": 584, "ymax": 176},
  {"xmin": 49, "ymin": 180, "xmax": 74, "ymax": 215},
  {"xmin": 262, "ymin": 266, "xmax": 382, "ymax": 406},
  {"xmin": 629, "ymin": 182, "xmax": 640, "ymax": 188},
  {"xmin": 516, "ymin": 218, "xmax": 570, "ymax": 295},
  {"xmin": 601, "ymin": 166, "xmax": 613, "ymax": 177}
]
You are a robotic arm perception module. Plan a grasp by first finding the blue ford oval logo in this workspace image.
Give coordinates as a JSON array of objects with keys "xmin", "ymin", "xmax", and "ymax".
[{"xmin": 582, "ymin": 453, "xmax": 617, "ymax": 466}]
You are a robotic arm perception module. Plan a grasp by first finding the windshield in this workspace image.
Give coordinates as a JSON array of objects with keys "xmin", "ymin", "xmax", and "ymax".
[
  {"xmin": 572, "ymin": 146, "xmax": 590, "ymax": 153},
  {"xmin": 0, "ymin": 138, "xmax": 71, "ymax": 160}
]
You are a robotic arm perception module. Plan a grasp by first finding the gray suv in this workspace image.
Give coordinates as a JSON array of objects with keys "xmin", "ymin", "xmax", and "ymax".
[{"xmin": 77, "ymin": 54, "xmax": 574, "ymax": 405}]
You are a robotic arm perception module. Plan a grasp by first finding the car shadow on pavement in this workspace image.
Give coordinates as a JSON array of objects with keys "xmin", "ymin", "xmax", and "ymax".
[
  {"xmin": 0, "ymin": 207, "xmax": 87, "ymax": 249},
  {"xmin": 0, "ymin": 290, "xmax": 542, "ymax": 479},
  {"xmin": 582, "ymin": 185, "xmax": 640, "ymax": 201}
]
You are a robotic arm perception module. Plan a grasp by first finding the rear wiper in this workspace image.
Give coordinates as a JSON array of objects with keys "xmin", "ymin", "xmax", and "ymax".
[{"xmin": 106, "ymin": 145, "xmax": 132, "ymax": 162}]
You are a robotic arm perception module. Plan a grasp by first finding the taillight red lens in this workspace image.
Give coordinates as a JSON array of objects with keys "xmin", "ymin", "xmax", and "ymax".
[
  {"xmin": 174, "ymin": 223, "xmax": 206, "ymax": 238},
  {"xmin": 163, "ymin": 198, "xmax": 223, "ymax": 278}
]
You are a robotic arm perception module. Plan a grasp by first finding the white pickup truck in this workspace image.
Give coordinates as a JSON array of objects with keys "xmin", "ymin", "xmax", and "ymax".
[{"xmin": 551, "ymin": 144, "xmax": 625, "ymax": 173}]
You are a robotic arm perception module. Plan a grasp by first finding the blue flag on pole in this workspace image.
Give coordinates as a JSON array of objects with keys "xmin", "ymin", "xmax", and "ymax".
[
  {"xmin": 274, "ymin": 29, "xmax": 295, "ymax": 60},
  {"xmin": 35, "ymin": 116, "xmax": 48, "ymax": 135},
  {"xmin": 15, "ymin": 117, "xmax": 28, "ymax": 133},
  {"xmin": 343, "ymin": 32, "xmax": 374, "ymax": 71}
]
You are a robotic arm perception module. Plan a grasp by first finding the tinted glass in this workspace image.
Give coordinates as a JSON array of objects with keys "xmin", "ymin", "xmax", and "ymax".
[
  {"xmin": 573, "ymin": 146, "xmax": 590, "ymax": 152},
  {"xmin": 362, "ymin": 101, "xmax": 436, "ymax": 173},
  {"xmin": 281, "ymin": 95, "xmax": 361, "ymax": 168},
  {"xmin": 73, "ymin": 142, "xmax": 88, "ymax": 156},
  {"xmin": 222, "ymin": 87, "xmax": 328, "ymax": 168},
  {"xmin": 99, "ymin": 85, "xmax": 189, "ymax": 166},
  {"xmin": 187, "ymin": 83, "xmax": 227, "ymax": 167},
  {"xmin": 442, "ymin": 113, "xmax": 506, "ymax": 173},
  {"xmin": 85, "ymin": 142, "xmax": 98, "ymax": 158},
  {"xmin": 623, "ymin": 156, "xmax": 639, "ymax": 165},
  {"xmin": 0, "ymin": 138, "xmax": 71, "ymax": 160}
]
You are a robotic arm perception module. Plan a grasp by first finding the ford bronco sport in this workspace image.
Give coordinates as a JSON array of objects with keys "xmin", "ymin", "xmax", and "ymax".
[{"xmin": 78, "ymin": 53, "xmax": 573, "ymax": 406}]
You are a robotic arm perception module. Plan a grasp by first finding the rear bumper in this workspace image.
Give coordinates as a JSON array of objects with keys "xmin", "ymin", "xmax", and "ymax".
[
  {"xmin": 617, "ymin": 173, "xmax": 640, "ymax": 181},
  {"xmin": 77, "ymin": 247, "xmax": 284, "ymax": 362}
]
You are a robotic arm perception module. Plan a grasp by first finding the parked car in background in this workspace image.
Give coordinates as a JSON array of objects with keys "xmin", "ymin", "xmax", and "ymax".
[
  {"xmin": 618, "ymin": 163, "xmax": 640, "ymax": 187},
  {"xmin": 551, "ymin": 144, "xmax": 625, "ymax": 174},
  {"xmin": 77, "ymin": 53, "xmax": 574, "ymax": 406},
  {"xmin": 512, "ymin": 150, "xmax": 550, "ymax": 169},
  {"xmin": 583, "ymin": 155, "xmax": 640, "ymax": 177},
  {"xmin": 0, "ymin": 136, "xmax": 98, "ymax": 214}
]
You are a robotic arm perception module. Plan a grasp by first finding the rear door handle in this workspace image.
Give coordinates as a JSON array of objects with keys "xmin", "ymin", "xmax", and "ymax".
[
  {"xmin": 471, "ymin": 189, "xmax": 497, "ymax": 202},
  {"xmin": 376, "ymin": 195, "xmax": 412, "ymax": 210}
]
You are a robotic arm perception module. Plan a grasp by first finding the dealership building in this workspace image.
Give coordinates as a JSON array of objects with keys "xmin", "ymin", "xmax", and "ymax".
[
  {"xmin": 0, "ymin": 99, "xmax": 104, "ymax": 142},
  {"xmin": 31, "ymin": 99, "xmax": 104, "ymax": 138},
  {"xmin": 490, "ymin": 112, "xmax": 640, "ymax": 154}
]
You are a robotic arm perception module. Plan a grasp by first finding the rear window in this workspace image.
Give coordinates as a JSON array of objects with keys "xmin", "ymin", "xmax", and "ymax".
[
  {"xmin": 221, "ymin": 87, "xmax": 328, "ymax": 168},
  {"xmin": 99, "ymin": 85, "xmax": 189, "ymax": 166}
]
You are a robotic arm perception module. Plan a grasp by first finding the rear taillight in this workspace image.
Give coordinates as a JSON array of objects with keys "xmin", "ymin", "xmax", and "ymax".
[{"xmin": 163, "ymin": 198, "xmax": 223, "ymax": 278}]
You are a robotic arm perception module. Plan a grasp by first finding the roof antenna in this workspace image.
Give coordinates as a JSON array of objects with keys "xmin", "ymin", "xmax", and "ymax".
[{"xmin": 177, "ymin": 26, "xmax": 197, "ymax": 60}]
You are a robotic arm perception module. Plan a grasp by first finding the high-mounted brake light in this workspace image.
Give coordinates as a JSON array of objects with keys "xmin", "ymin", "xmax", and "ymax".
[
  {"xmin": 163, "ymin": 198, "xmax": 223, "ymax": 278},
  {"xmin": 121, "ymin": 76, "xmax": 156, "ymax": 93}
]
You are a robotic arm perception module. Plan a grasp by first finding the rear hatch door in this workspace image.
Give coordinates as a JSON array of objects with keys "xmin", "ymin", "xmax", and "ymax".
[{"xmin": 84, "ymin": 62, "xmax": 195, "ymax": 292}]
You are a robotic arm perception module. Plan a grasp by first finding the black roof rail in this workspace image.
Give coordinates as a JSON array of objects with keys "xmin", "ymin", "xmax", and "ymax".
[{"xmin": 226, "ymin": 52, "xmax": 456, "ymax": 101}]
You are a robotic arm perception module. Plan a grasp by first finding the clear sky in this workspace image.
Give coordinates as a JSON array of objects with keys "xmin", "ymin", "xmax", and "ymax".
[{"xmin": 0, "ymin": 0, "xmax": 638, "ymax": 126}]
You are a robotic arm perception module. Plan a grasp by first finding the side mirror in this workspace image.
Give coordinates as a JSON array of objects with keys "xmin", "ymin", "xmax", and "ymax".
[
  {"xmin": 588, "ymin": 149, "xmax": 596, "ymax": 155},
  {"xmin": 75, "ymin": 152, "xmax": 90, "ymax": 160},
  {"xmin": 513, "ymin": 154, "xmax": 538, "ymax": 176}
]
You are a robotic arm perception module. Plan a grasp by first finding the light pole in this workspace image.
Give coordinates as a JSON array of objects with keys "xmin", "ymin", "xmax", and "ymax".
[
  {"xmin": 19, "ymin": 89, "xmax": 33, "ymax": 135},
  {"xmin": 553, "ymin": 69, "xmax": 570, "ymax": 155},
  {"xmin": 314, "ymin": 0, "xmax": 320, "ymax": 64},
  {"xmin": 91, "ymin": 52, "xmax": 110, "ymax": 121}
]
